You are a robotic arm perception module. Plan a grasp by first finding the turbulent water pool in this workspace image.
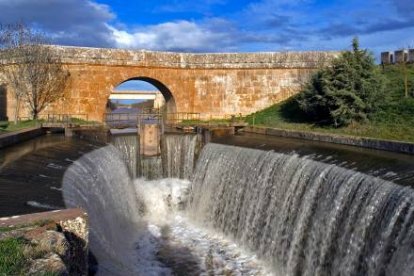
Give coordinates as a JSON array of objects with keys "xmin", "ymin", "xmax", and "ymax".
[{"xmin": 1, "ymin": 132, "xmax": 414, "ymax": 275}]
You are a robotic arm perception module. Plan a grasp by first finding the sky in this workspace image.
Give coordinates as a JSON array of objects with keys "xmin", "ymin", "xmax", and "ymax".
[
  {"xmin": 0, "ymin": 0, "xmax": 413, "ymax": 54},
  {"xmin": 0, "ymin": 0, "xmax": 413, "ymax": 91}
]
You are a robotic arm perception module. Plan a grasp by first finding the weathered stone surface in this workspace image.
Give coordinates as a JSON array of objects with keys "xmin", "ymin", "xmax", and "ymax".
[
  {"xmin": 59, "ymin": 216, "xmax": 89, "ymax": 275},
  {"xmin": 29, "ymin": 230, "xmax": 70, "ymax": 257},
  {"xmin": 0, "ymin": 209, "xmax": 88, "ymax": 275},
  {"xmin": 0, "ymin": 46, "xmax": 339, "ymax": 122},
  {"xmin": 28, "ymin": 252, "xmax": 68, "ymax": 276}
]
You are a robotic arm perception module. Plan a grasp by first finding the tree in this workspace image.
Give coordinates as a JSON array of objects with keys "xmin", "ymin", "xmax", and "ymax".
[
  {"xmin": 0, "ymin": 23, "xmax": 69, "ymax": 121},
  {"xmin": 297, "ymin": 38, "xmax": 386, "ymax": 127},
  {"xmin": 395, "ymin": 47, "xmax": 412, "ymax": 98}
]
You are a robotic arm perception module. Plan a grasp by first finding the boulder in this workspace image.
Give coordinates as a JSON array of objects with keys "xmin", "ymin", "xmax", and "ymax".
[{"xmin": 28, "ymin": 252, "xmax": 68, "ymax": 276}]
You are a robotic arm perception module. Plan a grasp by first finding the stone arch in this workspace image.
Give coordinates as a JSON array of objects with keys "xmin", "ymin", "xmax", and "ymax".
[{"xmin": 114, "ymin": 77, "xmax": 177, "ymax": 114}]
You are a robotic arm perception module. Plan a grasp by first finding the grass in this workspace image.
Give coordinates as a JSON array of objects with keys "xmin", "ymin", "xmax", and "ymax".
[
  {"xmin": 245, "ymin": 103, "xmax": 414, "ymax": 142},
  {"xmin": 0, "ymin": 237, "xmax": 26, "ymax": 275},
  {"xmin": 244, "ymin": 64, "xmax": 414, "ymax": 143},
  {"xmin": 0, "ymin": 237, "xmax": 59, "ymax": 276},
  {"xmin": 0, "ymin": 219, "xmax": 59, "ymax": 275},
  {"xmin": 0, "ymin": 226, "xmax": 19, "ymax": 233},
  {"xmin": 0, "ymin": 119, "xmax": 43, "ymax": 134},
  {"xmin": 0, "ymin": 117, "xmax": 99, "ymax": 135},
  {"xmin": 180, "ymin": 118, "xmax": 233, "ymax": 126}
]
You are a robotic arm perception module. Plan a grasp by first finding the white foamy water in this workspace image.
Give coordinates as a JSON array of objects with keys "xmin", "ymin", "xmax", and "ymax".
[
  {"xmin": 134, "ymin": 178, "xmax": 272, "ymax": 275},
  {"xmin": 135, "ymin": 178, "xmax": 190, "ymax": 221},
  {"xmin": 26, "ymin": 201, "xmax": 62, "ymax": 210}
]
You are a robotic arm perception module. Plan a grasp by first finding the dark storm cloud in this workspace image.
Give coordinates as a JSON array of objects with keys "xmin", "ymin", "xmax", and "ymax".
[{"xmin": 0, "ymin": 0, "xmax": 116, "ymax": 47}]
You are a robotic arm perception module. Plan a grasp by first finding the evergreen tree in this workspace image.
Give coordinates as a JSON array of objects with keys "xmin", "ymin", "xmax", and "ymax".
[{"xmin": 297, "ymin": 38, "xmax": 386, "ymax": 127}]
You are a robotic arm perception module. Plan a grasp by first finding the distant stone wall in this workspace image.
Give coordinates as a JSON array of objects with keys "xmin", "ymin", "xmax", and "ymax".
[
  {"xmin": 381, "ymin": 49, "xmax": 414, "ymax": 64},
  {"xmin": 1, "ymin": 46, "xmax": 339, "ymax": 122}
]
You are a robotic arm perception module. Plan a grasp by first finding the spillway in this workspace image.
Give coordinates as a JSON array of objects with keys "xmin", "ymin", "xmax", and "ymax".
[
  {"xmin": 59, "ymin": 135, "xmax": 414, "ymax": 275},
  {"xmin": 189, "ymin": 143, "xmax": 414, "ymax": 276}
]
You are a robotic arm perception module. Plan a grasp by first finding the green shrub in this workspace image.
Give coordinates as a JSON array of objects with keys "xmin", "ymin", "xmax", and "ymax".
[{"xmin": 297, "ymin": 38, "xmax": 386, "ymax": 127}]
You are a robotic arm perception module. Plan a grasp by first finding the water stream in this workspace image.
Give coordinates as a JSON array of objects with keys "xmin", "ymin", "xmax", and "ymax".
[
  {"xmin": 61, "ymin": 136, "xmax": 414, "ymax": 275},
  {"xmin": 2, "ymin": 132, "xmax": 414, "ymax": 275},
  {"xmin": 62, "ymin": 144, "xmax": 270, "ymax": 275},
  {"xmin": 189, "ymin": 143, "xmax": 414, "ymax": 276}
]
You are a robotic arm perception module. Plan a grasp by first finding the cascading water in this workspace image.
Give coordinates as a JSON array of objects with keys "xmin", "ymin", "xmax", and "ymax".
[
  {"xmin": 61, "ymin": 139, "xmax": 271, "ymax": 275},
  {"xmin": 61, "ymin": 135, "xmax": 414, "ymax": 276},
  {"xmin": 111, "ymin": 133, "xmax": 199, "ymax": 180},
  {"xmin": 111, "ymin": 134, "xmax": 139, "ymax": 178},
  {"xmin": 161, "ymin": 134, "xmax": 199, "ymax": 179},
  {"xmin": 189, "ymin": 143, "xmax": 414, "ymax": 276},
  {"xmin": 62, "ymin": 145, "xmax": 170, "ymax": 275}
]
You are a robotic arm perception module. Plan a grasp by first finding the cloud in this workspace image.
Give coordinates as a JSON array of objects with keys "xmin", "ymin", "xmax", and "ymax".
[
  {"xmin": 0, "ymin": 0, "xmax": 116, "ymax": 47},
  {"xmin": 0, "ymin": 0, "xmax": 411, "ymax": 54},
  {"xmin": 109, "ymin": 20, "xmax": 238, "ymax": 52}
]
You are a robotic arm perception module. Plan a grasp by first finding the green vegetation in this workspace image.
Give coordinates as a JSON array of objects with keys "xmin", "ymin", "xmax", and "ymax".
[
  {"xmin": 245, "ymin": 101, "xmax": 414, "ymax": 142},
  {"xmin": 0, "ymin": 237, "xmax": 26, "ymax": 275},
  {"xmin": 0, "ymin": 119, "xmax": 42, "ymax": 134},
  {"xmin": 181, "ymin": 118, "xmax": 232, "ymax": 126},
  {"xmin": 0, "ymin": 236, "xmax": 59, "ymax": 275},
  {"xmin": 297, "ymin": 38, "xmax": 386, "ymax": 127},
  {"xmin": 0, "ymin": 220, "xmax": 60, "ymax": 275},
  {"xmin": 0, "ymin": 117, "xmax": 99, "ymax": 135},
  {"xmin": 245, "ymin": 40, "xmax": 414, "ymax": 143}
]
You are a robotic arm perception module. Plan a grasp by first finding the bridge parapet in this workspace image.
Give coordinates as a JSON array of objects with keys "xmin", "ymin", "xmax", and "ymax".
[{"xmin": 1, "ymin": 45, "xmax": 339, "ymax": 69}]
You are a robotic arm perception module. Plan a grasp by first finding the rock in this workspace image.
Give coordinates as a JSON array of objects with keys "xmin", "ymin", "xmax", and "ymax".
[
  {"xmin": 28, "ymin": 230, "xmax": 69, "ymax": 257},
  {"xmin": 28, "ymin": 252, "xmax": 68, "ymax": 276}
]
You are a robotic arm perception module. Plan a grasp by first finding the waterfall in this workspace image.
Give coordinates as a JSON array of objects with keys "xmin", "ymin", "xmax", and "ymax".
[
  {"xmin": 189, "ymin": 143, "xmax": 414, "ymax": 276},
  {"xmin": 161, "ymin": 134, "xmax": 199, "ymax": 179},
  {"xmin": 140, "ymin": 156, "xmax": 163, "ymax": 180},
  {"xmin": 111, "ymin": 133, "xmax": 199, "ymax": 180},
  {"xmin": 62, "ymin": 145, "xmax": 169, "ymax": 275},
  {"xmin": 111, "ymin": 134, "xmax": 139, "ymax": 178}
]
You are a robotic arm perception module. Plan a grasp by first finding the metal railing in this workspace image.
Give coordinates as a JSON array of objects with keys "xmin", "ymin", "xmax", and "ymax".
[
  {"xmin": 164, "ymin": 112, "xmax": 200, "ymax": 126},
  {"xmin": 43, "ymin": 114, "xmax": 89, "ymax": 124},
  {"xmin": 16, "ymin": 114, "xmax": 95, "ymax": 128},
  {"xmin": 104, "ymin": 112, "xmax": 201, "ymax": 128}
]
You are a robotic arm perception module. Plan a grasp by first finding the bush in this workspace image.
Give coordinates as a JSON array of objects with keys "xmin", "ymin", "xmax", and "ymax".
[{"xmin": 297, "ymin": 38, "xmax": 386, "ymax": 127}]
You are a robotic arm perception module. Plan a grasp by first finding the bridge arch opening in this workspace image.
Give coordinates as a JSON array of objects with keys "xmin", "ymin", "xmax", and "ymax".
[{"xmin": 107, "ymin": 78, "xmax": 176, "ymax": 115}]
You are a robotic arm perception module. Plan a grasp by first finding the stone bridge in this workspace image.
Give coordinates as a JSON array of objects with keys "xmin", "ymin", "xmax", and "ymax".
[{"xmin": 0, "ymin": 46, "xmax": 338, "ymax": 122}]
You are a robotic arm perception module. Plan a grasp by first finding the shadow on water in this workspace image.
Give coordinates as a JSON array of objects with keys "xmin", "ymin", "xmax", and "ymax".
[
  {"xmin": 0, "ymin": 134, "xmax": 106, "ymax": 217},
  {"xmin": 212, "ymin": 132, "xmax": 414, "ymax": 187}
]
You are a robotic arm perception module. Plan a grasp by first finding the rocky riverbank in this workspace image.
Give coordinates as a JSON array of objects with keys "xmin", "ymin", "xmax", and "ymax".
[{"xmin": 0, "ymin": 209, "xmax": 88, "ymax": 275}]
